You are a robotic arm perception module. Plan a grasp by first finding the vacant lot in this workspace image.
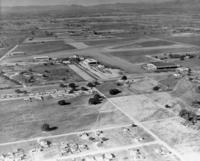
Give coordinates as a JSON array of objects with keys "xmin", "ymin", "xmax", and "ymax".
[
  {"xmin": 111, "ymin": 94, "xmax": 175, "ymax": 122},
  {"xmin": 164, "ymin": 35, "xmax": 200, "ymax": 46},
  {"xmin": 135, "ymin": 39, "xmax": 175, "ymax": 47},
  {"xmin": 0, "ymin": 96, "xmax": 131, "ymax": 143},
  {"xmin": 13, "ymin": 41, "xmax": 76, "ymax": 57},
  {"xmin": 144, "ymin": 117, "xmax": 200, "ymax": 147}
]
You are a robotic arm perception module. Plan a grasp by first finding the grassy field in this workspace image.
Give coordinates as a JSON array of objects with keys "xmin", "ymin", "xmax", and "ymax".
[
  {"xmin": 144, "ymin": 117, "xmax": 200, "ymax": 147},
  {"xmin": 13, "ymin": 41, "xmax": 76, "ymax": 56},
  {"xmin": 0, "ymin": 95, "xmax": 131, "ymax": 143},
  {"xmin": 84, "ymin": 37, "xmax": 139, "ymax": 46},
  {"xmin": 164, "ymin": 35, "xmax": 200, "ymax": 46},
  {"xmin": 106, "ymin": 46, "xmax": 197, "ymax": 65},
  {"xmin": 134, "ymin": 39, "xmax": 175, "ymax": 47},
  {"xmin": 111, "ymin": 94, "xmax": 175, "ymax": 122}
]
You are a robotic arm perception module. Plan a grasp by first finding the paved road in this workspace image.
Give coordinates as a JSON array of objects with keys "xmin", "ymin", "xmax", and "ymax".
[{"xmin": 0, "ymin": 45, "xmax": 18, "ymax": 63}]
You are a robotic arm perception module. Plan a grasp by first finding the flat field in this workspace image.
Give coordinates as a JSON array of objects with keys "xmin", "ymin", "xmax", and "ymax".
[
  {"xmin": 164, "ymin": 35, "xmax": 200, "ymax": 46},
  {"xmin": 144, "ymin": 117, "xmax": 200, "ymax": 147},
  {"xmin": 13, "ymin": 41, "xmax": 76, "ymax": 57},
  {"xmin": 0, "ymin": 95, "xmax": 131, "ymax": 143},
  {"xmin": 110, "ymin": 93, "xmax": 176, "ymax": 122},
  {"xmin": 134, "ymin": 39, "xmax": 175, "ymax": 47}
]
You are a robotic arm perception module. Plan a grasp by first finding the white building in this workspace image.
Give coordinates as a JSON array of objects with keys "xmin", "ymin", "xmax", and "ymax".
[{"xmin": 83, "ymin": 58, "xmax": 98, "ymax": 66}]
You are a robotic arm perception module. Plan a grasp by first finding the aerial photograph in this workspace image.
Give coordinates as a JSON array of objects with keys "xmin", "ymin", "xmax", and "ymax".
[{"xmin": 0, "ymin": 0, "xmax": 200, "ymax": 160}]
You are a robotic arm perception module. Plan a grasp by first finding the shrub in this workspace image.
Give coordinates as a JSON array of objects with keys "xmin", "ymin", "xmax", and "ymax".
[
  {"xmin": 81, "ymin": 86, "xmax": 89, "ymax": 91},
  {"xmin": 153, "ymin": 86, "xmax": 160, "ymax": 91},
  {"xmin": 109, "ymin": 89, "xmax": 121, "ymax": 95},
  {"xmin": 15, "ymin": 89, "xmax": 27, "ymax": 94}
]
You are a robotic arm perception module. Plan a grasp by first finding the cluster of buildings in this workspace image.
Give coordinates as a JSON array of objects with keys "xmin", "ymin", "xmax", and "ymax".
[
  {"xmin": 81, "ymin": 153, "xmax": 116, "ymax": 161},
  {"xmin": 60, "ymin": 142, "xmax": 89, "ymax": 156},
  {"xmin": 79, "ymin": 131, "xmax": 109, "ymax": 148},
  {"xmin": 0, "ymin": 87, "xmax": 92, "ymax": 101},
  {"xmin": 143, "ymin": 61, "xmax": 190, "ymax": 76},
  {"xmin": 0, "ymin": 149, "xmax": 29, "ymax": 161}
]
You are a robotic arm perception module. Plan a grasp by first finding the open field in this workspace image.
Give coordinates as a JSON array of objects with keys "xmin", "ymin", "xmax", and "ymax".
[
  {"xmin": 163, "ymin": 35, "xmax": 200, "ymax": 46},
  {"xmin": 110, "ymin": 93, "xmax": 176, "ymax": 122},
  {"xmin": 12, "ymin": 41, "xmax": 76, "ymax": 57},
  {"xmin": 23, "ymin": 37, "xmax": 60, "ymax": 43},
  {"xmin": 134, "ymin": 39, "xmax": 175, "ymax": 47},
  {"xmin": 105, "ymin": 45, "xmax": 198, "ymax": 65},
  {"xmin": 144, "ymin": 117, "xmax": 200, "ymax": 147},
  {"xmin": 113, "ymin": 39, "xmax": 176, "ymax": 49},
  {"xmin": 0, "ymin": 96, "xmax": 131, "ymax": 143}
]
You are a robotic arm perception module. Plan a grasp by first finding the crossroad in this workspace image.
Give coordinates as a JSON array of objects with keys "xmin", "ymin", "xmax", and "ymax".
[{"xmin": 95, "ymin": 88, "xmax": 186, "ymax": 161}]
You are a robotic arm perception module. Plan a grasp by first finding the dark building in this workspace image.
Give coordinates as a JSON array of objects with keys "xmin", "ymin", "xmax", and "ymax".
[{"xmin": 151, "ymin": 62, "xmax": 180, "ymax": 72}]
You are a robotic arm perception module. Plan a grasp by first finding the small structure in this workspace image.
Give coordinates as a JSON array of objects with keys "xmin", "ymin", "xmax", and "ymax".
[
  {"xmin": 83, "ymin": 58, "xmax": 98, "ymax": 66},
  {"xmin": 143, "ymin": 63, "xmax": 157, "ymax": 72},
  {"xmin": 176, "ymin": 67, "xmax": 190, "ymax": 75},
  {"xmin": 34, "ymin": 56, "xmax": 50, "ymax": 61}
]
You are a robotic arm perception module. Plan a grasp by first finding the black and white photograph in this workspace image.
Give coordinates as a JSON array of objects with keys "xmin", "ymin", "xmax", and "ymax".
[{"xmin": 0, "ymin": 0, "xmax": 200, "ymax": 161}]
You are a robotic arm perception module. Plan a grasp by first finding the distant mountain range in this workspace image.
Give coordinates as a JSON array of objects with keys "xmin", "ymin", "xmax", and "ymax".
[
  {"xmin": 1, "ymin": 0, "xmax": 175, "ymax": 7},
  {"xmin": 1, "ymin": 0, "xmax": 200, "ymax": 17}
]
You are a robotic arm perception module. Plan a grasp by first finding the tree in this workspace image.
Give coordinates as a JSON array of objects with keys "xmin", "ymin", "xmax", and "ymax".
[
  {"xmin": 69, "ymin": 83, "xmax": 77, "ymax": 89},
  {"xmin": 89, "ymin": 94, "xmax": 104, "ymax": 105},
  {"xmin": 58, "ymin": 100, "xmax": 71, "ymax": 105},
  {"xmin": 121, "ymin": 75, "xmax": 127, "ymax": 80},
  {"xmin": 41, "ymin": 124, "xmax": 50, "ymax": 131},
  {"xmin": 89, "ymin": 98, "xmax": 101, "ymax": 105},
  {"xmin": 94, "ymin": 94, "xmax": 104, "ymax": 100},
  {"xmin": 109, "ymin": 89, "xmax": 121, "ymax": 95},
  {"xmin": 87, "ymin": 82, "xmax": 96, "ymax": 88},
  {"xmin": 153, "ymin": 86, "xmax": 160, "ymax": 91}
]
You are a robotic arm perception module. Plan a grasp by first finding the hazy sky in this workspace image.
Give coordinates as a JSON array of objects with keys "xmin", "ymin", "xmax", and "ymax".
[{"xmin": 1, "ymin": 0, "xmax": 174, "ymax": 7}]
